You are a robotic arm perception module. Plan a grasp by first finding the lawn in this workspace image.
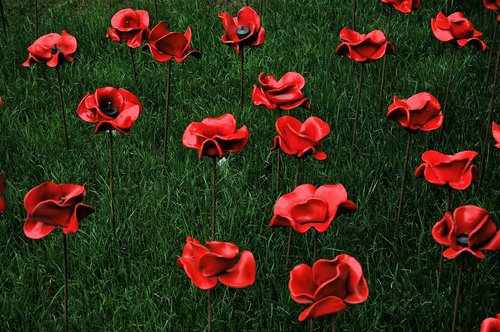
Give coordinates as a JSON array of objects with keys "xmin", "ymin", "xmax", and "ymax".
[{"xmin": 0, "ymin": 0, "xmax": 498, "ymax": 330}]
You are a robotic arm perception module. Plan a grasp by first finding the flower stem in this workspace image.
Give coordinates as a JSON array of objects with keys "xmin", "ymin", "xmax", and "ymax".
[
  {"xmin": 55, "ymin": 66, "xmax": 69, "ymax": 149},
  {"xmin": 332, "ymin": 315, "xmax": 337, "ymax": 332},
  {"xmin": 477, "ymin": 38, "xmax": 500, "ymax": 192},
  {"xmin": 154, "ymin": 0, "xmax": 158, "ymax": 21},
  {"xmin": 108, "ymin": 130, "xmax": 115, "ymax": 230},
  {"xmin": 129, "ymin": 47, "xmax": 138, "ymax": 86},
  {"xmin": 35, "ymin": 0, "xmax": 38, "ymax": 38},
  {"xmin": 211, "ymin": 157, "xmax": 216, "ymax": 240},
  {"xmin": 207, "ymin": 288, "xmax": 212, "ymax": 332},
  {"xmin": 351, "ymin": 0, "xmax": 356, "ymax": 29},
  {"xmin": 378, "ymin": 6, "xmax": 392, "ymax": 109},
  {"xmin": 484, "ymin": 19, "xmax": 498, "ymax": 88},
  {"xmin": 438, "ymin": 46, "xmax": 458, "ymax": 145},
  {"xmin": 0, "ymin": 0, "xmax": 6, "ymax": 42},
  {"xmin": 310, "ymin": 319, "xmax": 314, "ymax": 332},
  {"xmin": 396, "ymin": 132, "xmax": 412, "ymax": 225},
  {"xmin": 240, "ymin": 46, "xmax": 245, "ymax": 110},
  {"xmin": 350, "ymin": 63, "xmax": 365, "ymax": 162},
  {"xmin": 63, "ymin": 234, "xmax": 69, "ymax": 332},
  {"xmin": 286, "ymin": 158, "xmax": 301, "ymax": 264},
  {"xmin": 276, "ymin": 109, "xmax": 282, "ymax": 198},
  {"xmin": 450, "ymin": 258, "xmax": 463, "ymax": 332},
  {"xmin": 438, "ymin": 187, "xmax": 452, "ymax": 288},
  {"xmin": 163, "ymin": 61, "xmax": 172, "ymax": 169},
  {"xmin": 312, "ymin": 229, "xmax": 317, "ymax": 262}
]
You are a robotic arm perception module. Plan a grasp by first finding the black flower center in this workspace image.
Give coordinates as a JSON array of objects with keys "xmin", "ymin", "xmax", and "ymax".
[
  {"xmin": 60, "ymin": 196, "xmax": 65, "ymax": 203},
  {"xmin": 102, "ymin": 101, "xmax": 119, "ymax": 118},
  {"xmin": 236, "ymin": 26, "xmax": 250, "ymax": 38},
  {"xmin": 50, "ymin": 44, "xmax": 62, "ymax": 55},
  {"xmin": 456, "ymin": 233, "xmax": 468, "ymax": 247}
]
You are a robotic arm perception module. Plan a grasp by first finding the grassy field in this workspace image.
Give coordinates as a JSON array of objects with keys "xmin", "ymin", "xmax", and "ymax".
[{"xmin": 0, "ymin": 0, "xmax": 498, "ymax": 330}]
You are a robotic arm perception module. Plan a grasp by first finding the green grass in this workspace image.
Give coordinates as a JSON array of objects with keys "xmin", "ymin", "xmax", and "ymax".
[{"xmin": 0, "ymin": 0, "xmax": 498, "ymax": 330}]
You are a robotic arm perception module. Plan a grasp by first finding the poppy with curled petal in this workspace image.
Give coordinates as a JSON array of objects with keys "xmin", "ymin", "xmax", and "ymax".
[
  {"xmin": 289, "ymin": 254, "xmax": 368, "ymax": 321},
  {"xmin": 177, "ymin": 237, "xmax": 256, "ymax": 289},
  {"xmin": 415, "ymin": 150, "xmax": 478, "ymax": 190},
  {"xmin": 106, "ymin": 8, "xmax": 150, "ymax": 48},
  {"xmin": 483, "ymin": 0, "xmax": 500, "ymax": 21},
  {"xmin": 182, "ymin": 114, "xmax": 249, "ymax": 159},
  {"xmin": 336, "ymin": 27, "xmax": 394, "ymax": 63},
  {"xmin": 493, "ymin": 122, "xmax": 500, "ymax": 148},
  {"xmin": 481, "ymin": 314, "xmax": 500, "ymax": 332},
  {"xmin": 143, "ymin": 22, "xmax": 201, "ymax": 63},
  {"xmin": 273, "ymin": 116, "xmax": 330, "ymax": 160},
  {"xmin": 22, "ymin": 31, "xmax": 77, "ymax": 68},
  {"xmin": 23, "ymin": 182, "xmax": 94, "ymax": 239},
  {"xmin": 252, "ymin": 72, "xmax": 310, "ymax": 111},
  {"xmin": 0, "ymin": 174, "xmax": 5, "ymax": 213},
  {"xmin": 432, "ymin": 205, "xmax": 500, "ymax": 259},
  {"xmin": 387, "ymin": 92, "xmax": 443, "ymax": 132},
  {"xmin": 218, "ymin": 6, "xmax": 265, "ymax": 54},
  {"xmin": 270, "ymin": 184, "xmax": 356, "ymax": 233},
  {"xmin": 77, "ymin": 87, "xmax": 142, "ymax": 135},
  {"xmin": 381, "ymin": 0, "xmax": 420, "ymax": 14},
  {"xmin": 431, "ymin": 12, "xmax": 487, "ymax": 51}
]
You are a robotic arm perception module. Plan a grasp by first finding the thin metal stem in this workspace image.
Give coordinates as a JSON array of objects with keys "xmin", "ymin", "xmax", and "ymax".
[
  {"xmin": 63, "ymin": 234, "xmax": 69, "ymax": 332},
  {"xmin": 276, "ymin": 109, "xmax": 282, "ymax": 197},
  {"xmin": 163, "ymin": 61, "xmax": 172, "ymax": 168},
  {"xmin": 0, "ymin": 0, "xmax": 6, "ymax": 41},
  {"xmin": 396, "ymin": 133, "xmax": 412, "ymax": 225},
  {"xmin": 350, "ymin": 63, "xmax": 365, "ymax": 161},
  {"xmin": 211, "ymin": 157, "xmax": 216, "ymax": 240},
  {"xmin": 109, "ymin": 130, "xmax": 115, "ymax": 230},
  {"xmin": 332, "ymin": 315, "xmax": 337, "ymax": 332},
  {"xmin": 129, "ymin": 47, "xmax": 138, "ymax": 86},
  {"xmin": 438, "ymin": 46, "xmax": 458, "ymax": 145},
  {"xmin": 438, "ymin": 187, "xmax": 452, "ymax": 288},
  {"xmin": 450, "ymin": 258, "xmax": 463, "ymax": 332},
  {"xmin": 240, "ymin": 46, "xmax": 245, "ymax": 110},
  {"xmin": 154, "ymin": 0, "xmax": 158, "ymax": 20},
  {"xmin": 207, "ymin": 289, "xmax": 212, "ymax": 332},
  {"xmin": 286, "ymin": 158, "xmax": 301, "ymax": 264},
  {"xmin": 312, "ymin": 230, "xmax": 317, "ymax": 262},
  {"xmin": 378, "ymin": 6, "xmax": 392, "ymax": 109},
  {"xmin": 351, "ymin": 0, "xmax": 356, "ymax": 29},
  {"xmin": 477, "ymin": 38, "xmax": 500, "ymax": 192},
  {"xmin": 56, "ymin": 66, "xmax": 69, "ymax": 149},
  {"xmin": 484, "ymin": 19, "xmax": 498, "ymax": 87},
  {"xmin": 35, "ymin": 0, "xmax": 39, "ymax": 38}
]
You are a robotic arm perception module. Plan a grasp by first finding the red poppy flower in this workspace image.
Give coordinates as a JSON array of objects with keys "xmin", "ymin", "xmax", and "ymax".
[
  {"xmin": 106, "ymin": 8, "xmax": 150, "ymax": 48},
  {"xmin": 289, "ymin": 254, "xmax": 369, "ymax": 321},
  {"xmin": 381, "ymin": 0, "xmax": 420, "ymax": 13},
  {"xmin": 252, "ymin": 72, "xmax": 310, "ymax": 111},
  {"xmin": 481, "ymin": 314, "xmax": 500, "ymax": 332},
  {"xmin": 387, "ymin": 92, "xmax": 443, "ymax": 132},
  {"xmin": 272, "ymin": 116, "xmax": 330, "ymax": 160},
  {"xmin": 77, "ymin": 87, "xmax": 142, "ymax": 135},
  {"xmin": 0, "ymin": 174, "xmax": 5, "ymax": 213},
  {"xmin": 218, "ymin": 6, "xmax": 265, "ymax": 54},
  {"xmin": 493, "ymin": 122, "xmax": 500, "ymax": 149},
  {"xmin": 415, "ymin": 150, "xmax": 478, "ymax": 190},
  {"xmin": 270, "ymin": 184, "xmax": 356, "ymax": 233},
  {"xmin": 483, "ymin": 0, "xmax": 500, "ymax": 11},
  {"xmin": 182, "ymin": 113, "xmax": 249, "ymax": 159},
  {"xmin": 176, "ymin": 237, "xmax": 256, "ymax": 289},
  {"xmin": 432, "ymin": 205, "xmax": 500, "ymax": 259},
  {"xmin": 336, "ymin": 27, "xmax": 394, "ymax": 63},
  {"xmin": 143, "ymin": 22, "xmax": 201, "ymax": 63},
  {"xmin": 431, "ymin": 12, "xmax": 487, "ymax": 51},
  {"xmin": 23, "ymin": 182, "xmax": 94, "ymax": 239},
  {"xmin": 22, "ymin": 31, "xmax": 77, "ymax": 68}
]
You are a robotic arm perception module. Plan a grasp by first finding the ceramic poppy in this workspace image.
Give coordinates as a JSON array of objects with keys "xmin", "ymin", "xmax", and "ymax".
[
  {"xmin": 77, "ymin": 87, "xmax": 142, "ymax": 135},
  {"xmin": 289, "ymin": 254, "xmax": 369, "ymax": 321},
  {"xmin": 336, "ymin": 27, "xmax": 394, "ymax": 63},
  {"xmin": 493, "ymin": 122, "xmax": 500, "ymax": 149},
  {"xmin": 218, "ymin": 6, "xmax": 265, "ymax": 54},
  {"xmin": 143, "ymin": 22, "xmax": 201, "ymax": 63},
  {"xmin": 0, "ymin": 174, "xmax": 5, "ymax": 213},
  {"xmin": 381, "ymin": 0, "xmax": 420, "ymax": 14},
  {"xmin": 177, "ymin": 237, "xmax": 256, "ymax": 289},
  {"xmin": 483, "ymin": 0, "xmax": 500, "ymax": 20},
  {"xmin": 23, "ymin": 182, "xmax": 94, "ymax": 239},
  {"xmin": 270, "ymin": 184, "xmax": 356, "ymax": 233},
  {"xmin": 431, "ymin": 12, "xmax": 487, "ymax": 51},
  {"xmin": 415, "ymin": 150, "xmax": 478, "ymax": 190},
  {"xmin": 387, "ymin": 92, "xmax": 443, "ymax": 132},
  {"xmin": 106, "ymin": 8, "xmax": 150, "ymax": 48},
  {"xmin": 432, "ymin": 205, "xmax": 500, "ymax": 259},
  {"xmin": 182, "ymin": 113, "xmax": 249, "ymax": 159},
  {"xmin": 480, "ymin": 314, "xmax": 500, "ymax": 332},
  {"xmin": 273, "ymin": 116, "xmax": 330, "ymax": 160},
  {"xmin": 252, "ymin": 72, "xmax": 310, "ymax": 111},
  {"xmin": 22, "ymin": 31, "xmax": 77, "ymax": 68}
]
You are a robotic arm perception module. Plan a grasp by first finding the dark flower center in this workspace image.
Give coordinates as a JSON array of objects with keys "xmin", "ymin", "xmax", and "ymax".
[
  {"xmin": 50, "ymin": 44, "xmax": 62, "ymax": 55},
  {"xmin": 102, "ymin": 101, "xmax": 119, "ymax": 118},
  {"xmin": 60, "ymin": 196, "xmax": 65, "ymax": 203},
  {"xmin": 236, "ymin": 26, "xmax": 250, "ymax": 38},
  {"xmin": 456, "ymin": 233, "xmax": 468, "ymax": 247}
]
